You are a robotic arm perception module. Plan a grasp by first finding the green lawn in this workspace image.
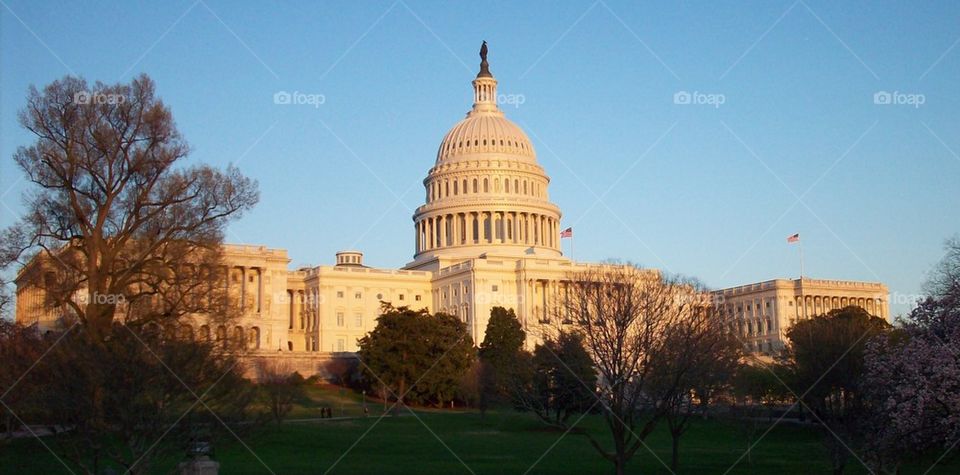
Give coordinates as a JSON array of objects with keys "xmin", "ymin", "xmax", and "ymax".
[{"xmin": 1, "ymin": 385, "xmax": 956, "ymax": 474}]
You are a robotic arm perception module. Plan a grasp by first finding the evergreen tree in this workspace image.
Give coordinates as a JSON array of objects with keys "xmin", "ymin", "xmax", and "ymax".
[
  {"xmin": 530, "ymin": 331, "xmax": 597, "ymax": 425},
  {"xmin": 357, "ymin": 304, "xmax": 475, "ymax": 407},
  {"xmin": 478, "ymin": 307, "xmax": 528, "ymax": 411}
]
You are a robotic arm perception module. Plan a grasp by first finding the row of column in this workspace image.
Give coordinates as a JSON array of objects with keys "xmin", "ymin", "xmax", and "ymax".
[
  {"xmin": 287, "ymin": 289, "xmax": 319, "ymax": 331},
  {"xmin": 416, "ymin": 211, "xmax": 559, "ymax": 253},
  {"xmin": 428, "ymin": 176, "xmax": 542, "ymax": 202},
  {"xmin": 796, "ymin": 295, "xmax": 885, "ymax": 319},
  {"xmin": 230, "ymin": 266, "xmax": 263, "ymax": 314}
]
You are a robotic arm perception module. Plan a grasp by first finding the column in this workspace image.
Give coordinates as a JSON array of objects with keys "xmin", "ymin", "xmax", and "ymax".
[
  {"xmin": 239, "ymin": 267, "xmax": 246, "ymax": 312},
  {"xmin": 438, "ymin": 215, "xmax": 446, "ymax": 249},
  {"xmin": 497, "ymin": 212, "xmax": 505, "ymax": 243},
  {"xmin": 466, "ymin": 213, "xmax": 477, "ymax": 244},
  {"xmin": 287, "ymin": 290, "xmax": 294, "ymax": 329},
  {"xmin": 452, "ymin": 214, "xmax": 459, "ymax": 246},
  {"xmin": 524, "ymin": 213, "xmax": 530, "ymax": 244},
  {"xmin": 484, "ymin": 212, "xmax": 492, "ymax": 243}
]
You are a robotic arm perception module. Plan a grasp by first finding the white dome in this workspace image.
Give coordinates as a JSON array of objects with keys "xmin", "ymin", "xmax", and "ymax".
[
  {"xmin": 436, "ymin": 113, "xmax": 536, "ymax": 164},
  {"xmin": 410, "ymin": 44, "xmax": 563, "ymax": 266}
]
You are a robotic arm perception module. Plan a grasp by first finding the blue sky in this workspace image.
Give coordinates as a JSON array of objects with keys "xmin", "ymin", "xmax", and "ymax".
[{"xmin": 2, "ymin": 0, "xmax": 958, "ymax": 317}]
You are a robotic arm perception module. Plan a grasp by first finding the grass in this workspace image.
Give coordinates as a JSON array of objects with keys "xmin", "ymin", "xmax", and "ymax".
[{"xmin": 1, "ymin": 385, "xmax": 956, "ymax": 474}]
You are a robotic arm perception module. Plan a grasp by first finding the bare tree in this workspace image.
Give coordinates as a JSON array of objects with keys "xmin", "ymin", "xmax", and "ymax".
[
  {"xmin": 544, "ymin": 264, "xmax": 709, "ymax": 475},
  {"xmin": 925, "ymin": 234, "xmax": 960, "ymax": 299},
  {"xmin": 4, "ymin": 74, "xmax": 258, "ymax": 341},
  {"xmin": 648, "ymin": 289, "xmax": 742, "ymax": 472},
  {"xmin": 1, "ymin": 74, "xmax": 259, "ymax": 473},
  {"xmin": 255, "ymin": 359, "xmax": 306, "ymax": 424}
]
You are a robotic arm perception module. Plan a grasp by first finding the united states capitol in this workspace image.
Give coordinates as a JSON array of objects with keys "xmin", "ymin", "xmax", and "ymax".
[{"xmin": 14, "ymin": 46, "xmax": 888, "ymax": 367}]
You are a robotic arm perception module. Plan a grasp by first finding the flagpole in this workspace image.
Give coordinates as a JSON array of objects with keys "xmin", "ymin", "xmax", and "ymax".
[{"xmin": 799, "ymin": 239, "xmax": 805, "ymax": 279}]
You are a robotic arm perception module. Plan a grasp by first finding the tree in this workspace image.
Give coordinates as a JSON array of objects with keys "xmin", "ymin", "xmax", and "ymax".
[
  {"xmin": 357, "ymin": 304, "xmax": 475, "ymax": 407},
  {"xmin": 729, "ymin": 364, "xmax": 792, "ymax": 465},
  {"xmin": 35, "ymin": 325, "xmax": 255, "ymax": 475},
  {"xmin": 256, "ymin": 359, "xmax": 307, "ymax": 424},
  {"xmin": 862, "ymin": 238, "xmax": 960, "ymax": 472},
  {"xmin": 0, "ymin": 276, "xmax": 11, "ymax": 320},
  {"xmin": 925, "ymin": 235, "xmax": 960, "ymax": 299},
  {"xmin": 648, "ymin": 294, "xmax": 741, "ymax": 472},
  {"xmin": 523, "ymin": 331, "xmax": 597, "ymax": 425},
  {"xmin": 0, "ymin": 320, "xmax": 46, "ymax": 440},
  {"xmin": 548, "ymin": 264, "xmax": 705, "ymax": 475},
  {"xmin": 0, "ymin": 74, "xmax": 258, "ymax": 474},
  {"xmin": 3, "ymin": 74, "xmax": 258, "ymax": 341},
  {"xmin": 785, "ymin": 306, "xmax": 890, "ymax": 475},
  {"xmin": 478, "ymin": 306, "xmax": 527, "ymax": 413}
]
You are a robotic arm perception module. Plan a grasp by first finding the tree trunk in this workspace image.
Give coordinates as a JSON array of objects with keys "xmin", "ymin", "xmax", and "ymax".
[
  {"xmin": 85, "ymin": 301, "xmax": 116, "ymax": 342},
  {"xmin": 671, "ymin": 432, "xmax": 681, "ymax": 471},
  {"xmin": 614, "ymin": 456, "xmax": 626, "ymax": 475}
]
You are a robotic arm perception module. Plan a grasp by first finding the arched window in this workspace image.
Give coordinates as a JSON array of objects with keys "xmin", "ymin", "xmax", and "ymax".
[
  {"xmin": 249, "ymin": 326, "xmax": 261, "ymax": 349},
  {"xmin": 483, "ymin": 178, "xmax": 489, "ymax": 193},
  {"xmin": 523, "ymin": 181, "xmax": 528, "ymax": 195},
  {"xmin": 505, "ymin": 179, "xmax": 510, "ymax": 193},
  {"xmin": 473, "ymin": 179, "xmax": 478, "ymax": 193},
  {"xmin": 233, "ymin": 326, "xmax": 244, "ymax": 347},
  {"xmin": 494, "ymin": 178, "xmax": 500, "ymax": 192},
  {"xmin": 453, "ymin": 180, "xmax": 458, "ymax": 195},
  {"xmin": 462, "ymin": 179, "xmax": 467, "ymax": 194},
  {"xmin": 445, "ymin": 181, "xmax": 449, "ymax": 197}
]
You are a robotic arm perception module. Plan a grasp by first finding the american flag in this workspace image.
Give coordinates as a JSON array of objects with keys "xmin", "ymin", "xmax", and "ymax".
[
  {"xmin": 787, "ymin": 233, "xmax": 800, "ymax": 243},
  {"xmin": 560, "ymin": 227, "xmax": 573, "ymax": 238}
]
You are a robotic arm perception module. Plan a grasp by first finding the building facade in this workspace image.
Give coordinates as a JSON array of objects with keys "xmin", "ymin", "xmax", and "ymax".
[
  {"xmin": 13, "ymin": 47, "xmax": 889, "ymax": 357},
  {"xmin": 712, "ymin": 278, "xmax": 889, "ymax": 355}
]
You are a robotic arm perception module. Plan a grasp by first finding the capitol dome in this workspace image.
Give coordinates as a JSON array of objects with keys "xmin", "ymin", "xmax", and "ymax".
[
  {"xmin": 435, "ymin": 105, "xmax": 536, "ymax": 164},
  {"xmin": 409, "ymin": 42, "xmax": 563, "ymax": 266}
]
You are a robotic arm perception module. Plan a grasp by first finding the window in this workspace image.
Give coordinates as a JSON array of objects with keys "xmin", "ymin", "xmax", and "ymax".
[
  {"xmin": 399, "ymin": 294, "xmax": 405, "ymax": 301},
  {"xmin": 354, "ymin": 314, "xmax": 362, "ymax": 327},
  {"xmin": 492, "ymin": 285, "xmax": 498, "ymax": 292},
  {"xmin": 355, "ymin": 292, "xmax": 362, "ymax": 299},
  {"xmin": 415, "ymin": 295, "xmax": 421, "ymax": 301},
  {"xmin": 336, "ymin": 291, "xmax": 344, "ymax": 298},
  {"xmin": 336, "ymin": 339, "xmax": 345, "ymax": 352},
  {"xmin": 376, "ymin": 293, "xmax": 383, "ymax": 300},
  {"xmin": 336, "ymin": 312, "xmax": 344, "ymax": 327}
]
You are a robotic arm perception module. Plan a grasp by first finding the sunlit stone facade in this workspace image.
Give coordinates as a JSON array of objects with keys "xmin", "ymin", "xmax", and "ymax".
[{"xmin": 712, "ymin": 278, "xmax": 889, "ymax": 355}]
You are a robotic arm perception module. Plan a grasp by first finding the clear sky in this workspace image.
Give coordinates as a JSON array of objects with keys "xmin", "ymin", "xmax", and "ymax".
[{"xmin": 2, "ymin": 0, "xmax": 958, "ymax": 317}]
